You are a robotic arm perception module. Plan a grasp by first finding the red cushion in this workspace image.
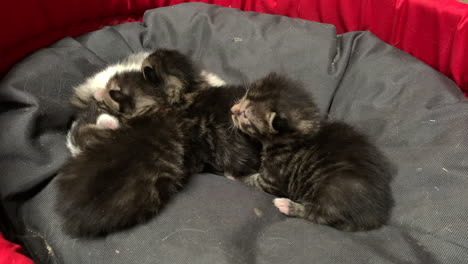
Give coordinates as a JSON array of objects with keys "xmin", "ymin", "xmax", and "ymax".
[
  {"xmin": 0, "ymin": 233, "xmax": 34, "ymax": 264},
  {"xmin": 1, "ymin": 0, "xmax": 468, "ymax": 96}
]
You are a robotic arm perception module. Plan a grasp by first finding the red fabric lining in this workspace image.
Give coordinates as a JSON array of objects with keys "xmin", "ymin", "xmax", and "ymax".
[
  {"xmin": 0, "ymin": 233, "xmax": 33, "ymax": 264},
  {"xmin": 0, "ymin": 0, "xmax": 467, "ymax": 89}
]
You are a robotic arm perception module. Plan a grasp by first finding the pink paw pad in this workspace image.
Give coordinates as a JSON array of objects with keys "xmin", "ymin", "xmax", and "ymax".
[
  {"xmin": 96, "ymin": 114, "xmax": 119, "ymax": 130},
  {"xmin": 273, "ymin": 198, "xmax": 291, "ymax": 215},
  {"xmin": 224, "ymin": 172, "xmax": 236, "ymax": 181}
]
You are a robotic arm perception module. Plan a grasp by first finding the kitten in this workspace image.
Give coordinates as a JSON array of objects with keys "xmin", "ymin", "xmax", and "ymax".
[
  {"xmin": 116, "ymin": 49, "xmax": 262, "ymax": 177},
  {"xmin": 71, "ymin": 52, "xmax": 151, "ymax": 109},
  {"xmin": 66, "ymin": 52, "xmax": 151, "ymax": 156},
  {"xmin": 66, "ymin": 70, "xmax": 168, "ymax": 157},
  {"xmin": 231, "ymin": 73, "xmax": 394, "ymax": 231},
  {"xmin": 66, "ymin": 51, "xmax": 225, "ymax": 155},
  {"xmin": 57, "ymin": 78, "xmax": 187, "ymax": 238},
  {"xmin": 70, "ymin": 51, "xmax": 225, "ymax": 110}
]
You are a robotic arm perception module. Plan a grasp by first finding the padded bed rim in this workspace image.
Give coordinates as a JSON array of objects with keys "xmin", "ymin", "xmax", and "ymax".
[{"xmin": 1, "ymin": 0, "xmax": 468, "ymax": 97}]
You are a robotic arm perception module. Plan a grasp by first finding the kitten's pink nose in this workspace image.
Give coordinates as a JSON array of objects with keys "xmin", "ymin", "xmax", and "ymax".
[{"xmin": 231, "ymin": 104, "xmax": 241, "ymax": 116}]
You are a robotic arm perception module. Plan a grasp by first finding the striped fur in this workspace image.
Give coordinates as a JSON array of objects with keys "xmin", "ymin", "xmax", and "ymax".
[
  {"xmin": 232, "ymin": 73, "xmax": 394, "ymax": 231},
  {"xmin": 141, "ymin": 49, "xmax": 261, "ymax": 177}
]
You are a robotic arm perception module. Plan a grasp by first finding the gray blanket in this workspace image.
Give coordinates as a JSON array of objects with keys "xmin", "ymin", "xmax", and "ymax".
[{"xmin": 1, "ymin": 3, "xmax": 468, "ymax": 264}]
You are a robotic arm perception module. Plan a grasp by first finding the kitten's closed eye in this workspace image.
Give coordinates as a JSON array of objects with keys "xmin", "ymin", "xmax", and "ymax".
[
  {"xmin": 143, "ymin": 66, "xmax": 161, "ymax": 86},
  {"xmin": 109, "ymin": 90, "xmax": 125, "ymax": 102},
  {"xmin": 108, "ymin": 90, "xmax": 133, "ymax": 114},
  {"xmin": 270, "ymin": 113, "xmax": 289, "ymax": 134}
]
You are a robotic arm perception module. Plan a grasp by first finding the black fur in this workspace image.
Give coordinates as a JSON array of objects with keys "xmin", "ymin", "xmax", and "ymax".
[
  {"xmin": 57, "ymin": 108, "xmax": 186, "ymax": 237},
  {"xmin": 141, "ymin": 49, "xmax": 262, "ymax": 177},
  {"xmin": 58, "ymin": 72, "xmax": 187, "ymax": 237},
  {"xmin": 57, "ymin": 51, "xmax": 262, "ymax": 237},
  {"xmin": 183, "ymin": 85, "xmax": 262, "ymax": 176},
  {"xmin": 101, "ymin": 71, "xmax": 168, "ymax": 116}
]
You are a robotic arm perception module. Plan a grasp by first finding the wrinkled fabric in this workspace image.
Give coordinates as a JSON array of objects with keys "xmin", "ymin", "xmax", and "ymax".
[{"xmin": 1, "ymin": 3, "xmax": 468, "ymax": 264}]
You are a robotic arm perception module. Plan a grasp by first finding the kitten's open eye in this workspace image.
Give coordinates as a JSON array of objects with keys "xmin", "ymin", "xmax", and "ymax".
[{"xmin": 143, "ymin": 66, "xmax": 161, "ymax": 86}]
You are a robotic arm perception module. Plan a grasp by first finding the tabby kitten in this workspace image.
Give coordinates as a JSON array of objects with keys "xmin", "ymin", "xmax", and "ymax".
[
  {"xmin": 231, "ymin": 73, "xmax": 394, "ymax": 231},
  {"xmin": 57, "ymin": 75, "xmax": 187, "ymax": 238},
  {"xmin": 131, "ymin": 49, "xmax": 262, "ymax": 177}
]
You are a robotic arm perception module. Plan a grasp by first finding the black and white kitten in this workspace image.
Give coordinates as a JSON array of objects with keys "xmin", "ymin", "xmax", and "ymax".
[
  {"xmin": 71, "ymin": 52, "xmax": 151, "ymax": 109},
  {"xmin": 70, "ymin": 51, "xmax": 224, "ymax": 110},
  {"xmin": 231, "ymin": 73, "xmax": 394, "ymax": 231},
  {"xmin": 67, "ymin": 51, "xmax": 225, "ymax": 155},
  {"xmin": 57, "ymin": 74, "xmax": 187, "ymax": 238}
]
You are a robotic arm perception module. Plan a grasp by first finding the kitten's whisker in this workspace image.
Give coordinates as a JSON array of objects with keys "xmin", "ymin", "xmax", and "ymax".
[
  {"xmin": 227, "ymin": 122, "xmax": 240, "ymax": 137},
  {"xmin": 239, "ymin": 74, "xmax": 250, "ymax": 92}
]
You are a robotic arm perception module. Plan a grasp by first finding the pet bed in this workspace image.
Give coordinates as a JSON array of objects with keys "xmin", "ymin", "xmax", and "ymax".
[{"xmin": 1, "ymin": 2, "xmax": 468, "ymax": 264}]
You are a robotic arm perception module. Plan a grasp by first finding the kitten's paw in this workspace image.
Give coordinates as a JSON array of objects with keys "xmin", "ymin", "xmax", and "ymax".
[
  {"xmin": 224, "ymin": 172, "xmax": 236, "ymax": 181},
  {"xmin": 93, "ymin": 88, "xmax": 106, "ymax": 101},
  {"xmin": 96, "ymin": 114, "xmax": 119, "ymax": 130},
  {"xmin": 201, "ymin": 71, "xmax": 226, "ymax": 87},
  {"xmin": 273, "ymin": 198, "xmax": 291, "ymax": 215}
]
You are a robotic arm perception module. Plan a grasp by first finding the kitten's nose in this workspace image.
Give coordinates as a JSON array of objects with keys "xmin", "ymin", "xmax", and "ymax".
[{"xmin": 231, "ymin": 104, "xmax": 241, "ymax": 116}]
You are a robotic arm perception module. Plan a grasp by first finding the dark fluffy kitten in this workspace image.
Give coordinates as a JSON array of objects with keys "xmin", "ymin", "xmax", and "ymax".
[
  {"xmin": 57, "ymin": 75, "xmax": 186, "ymax": 238},
  {"xmin": 127, "ymin": 49, "xmax": 262, "ymax": 177},
  {"xmin": 231, "ymin": 73, "xmax": 394, "ymax": 231},
  {"xmin": 67, "ymin": 70, "xmax": 172, "ymax": 157}
]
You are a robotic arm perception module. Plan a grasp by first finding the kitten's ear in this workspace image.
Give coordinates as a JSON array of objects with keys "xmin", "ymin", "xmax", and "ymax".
[
  {"xmin": 143, "ymin": 66, "xmax": 161, "ymax": 85},
  {"xmin": 269, "ymin": 112, "xmax": 289, "ymax": 134}
]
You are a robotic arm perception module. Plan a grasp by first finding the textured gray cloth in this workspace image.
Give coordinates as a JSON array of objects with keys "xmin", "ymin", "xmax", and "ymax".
[{"xmin": 1, "ymin": 3, "xmax": 468, "ymax": 264}]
